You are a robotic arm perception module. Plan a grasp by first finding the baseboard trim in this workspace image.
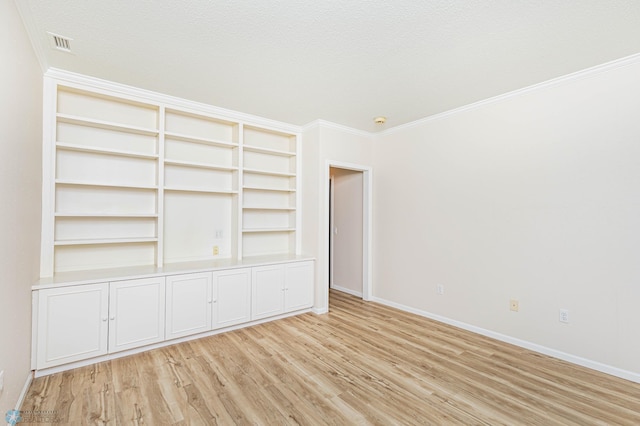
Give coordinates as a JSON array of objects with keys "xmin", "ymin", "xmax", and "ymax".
[
  {"xmin": 33, "ymin": 308, "xmax": 312, "ymax": 377},
  {"xmin": 371, "ymin": 296, "xmax": 640, "ymax": 384},
  {"xmin": 312, "ymin": 307, "xmax": 328, "ymax": 315},
  {"xmin": 13, "ymin": 372, "xmax": 33, "ymax": 410},
  {"xmin": 330, "ymin": 285, "xmax": 363, "ymax": 298}
]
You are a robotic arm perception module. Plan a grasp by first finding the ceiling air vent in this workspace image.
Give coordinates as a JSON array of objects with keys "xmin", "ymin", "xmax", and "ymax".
[{"xmin": 47, "ymin": 32, "xmax": 73, "ymax": 53}]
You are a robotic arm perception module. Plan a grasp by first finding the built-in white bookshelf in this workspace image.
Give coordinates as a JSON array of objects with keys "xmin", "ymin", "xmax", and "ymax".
[
  {"xmin": 163, "ymin": 109, "xmax": 239, "ymax": 264},
  {"xmin": 242, "ymin": 126, "xmax": 298, "ymax": 257},
  {"xmin": 50, "ymin": 87, "xmax": 160, "ymax": 273},
  {"xmin": 41, "ymin": 80, "xmax": 301, "ymax": 276}
]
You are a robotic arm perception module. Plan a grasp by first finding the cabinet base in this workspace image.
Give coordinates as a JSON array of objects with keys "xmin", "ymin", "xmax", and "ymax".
[{"xmin": 33, "ymin": 307, "xmax": 313, "ymax": 377}]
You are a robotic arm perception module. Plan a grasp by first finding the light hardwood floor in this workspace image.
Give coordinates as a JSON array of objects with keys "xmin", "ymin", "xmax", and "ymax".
[{"xmin": 22, "ymin": 290, "xmax": 640, "ymax": 425}]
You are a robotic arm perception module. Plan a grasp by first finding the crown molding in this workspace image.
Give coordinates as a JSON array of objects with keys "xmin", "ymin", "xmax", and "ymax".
[
  {"xmin": 378, "ymin": 52, "xmax": 640, "ymax": 137},
  {"xmin": 42, "ymin": 49, "xmax": 640, "ymax": 141},
  {"xmin": 44, "ymin": 68, "xmax": 302, "ymax": 134}
]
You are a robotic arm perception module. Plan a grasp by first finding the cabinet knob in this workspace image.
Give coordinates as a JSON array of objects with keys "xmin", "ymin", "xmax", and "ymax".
[
  {"xmin": 207, "ymin": 299, "xmax": 213, "ymax": 304},
  {"xmin": 110, "ymin": 316, "xmax": 115, "ymax": 321},
  {"xmin": 102, "ymin": 317, "xmax": 108, "ymax": 322}
]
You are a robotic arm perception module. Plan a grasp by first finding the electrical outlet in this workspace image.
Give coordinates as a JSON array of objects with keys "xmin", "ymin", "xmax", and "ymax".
[
  {"xmin": 510, "ymin": 299, "xmax": 519, "ymax": 312},
  {"xmin": 559, "ymin": 309, "xmax": 570, "ymax": 323},
  {"xmin": 212, "ymin": 246, "xmax": 219, "ymax": 256},
  {"xmin": 436, "ymin": 284, "xmax": 444, "ymax": 295},
  {"xmin": 214, "ymin": 229, "xmax": 223, "ymax": 239}
]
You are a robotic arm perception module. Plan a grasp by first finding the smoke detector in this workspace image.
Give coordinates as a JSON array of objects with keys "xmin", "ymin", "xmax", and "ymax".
[
  {"xmin": 373, "ymin": 116, "xmax": 387, "ymax": 125},
  {"xmin": 47, "ymin": 32, "xmax": 73, "ymax": 53}
]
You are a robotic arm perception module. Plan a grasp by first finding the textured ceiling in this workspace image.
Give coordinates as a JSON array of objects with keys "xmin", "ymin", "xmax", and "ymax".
[{"xmin": 16, "ymin": 0, "xmax": 640, "ymax": 132}]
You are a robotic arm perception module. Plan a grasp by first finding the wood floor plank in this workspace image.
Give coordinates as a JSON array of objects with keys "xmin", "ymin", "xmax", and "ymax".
[{"xmin": 21, "ymin": 290, "xmax": 640, "ymax": 425}]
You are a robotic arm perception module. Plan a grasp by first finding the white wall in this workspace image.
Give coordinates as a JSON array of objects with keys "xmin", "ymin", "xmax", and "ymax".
[
  {"xmin": 0, "ymin": 0, "xmax": 43, "ymax": 409},
  {"xmin": 373, "ymin": 58, "xmax": 640, "ymax": 377},
  {"xmin": 302, "ymin": 122, "xmax": 373, "ymax": 312},
  {"xmin": 330, "ymin": 167, "xmax": 363, "ymax": 296}
]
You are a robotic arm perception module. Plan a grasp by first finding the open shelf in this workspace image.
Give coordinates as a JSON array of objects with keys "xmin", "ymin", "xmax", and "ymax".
[
  {"xmin": 57, "ymin": 113, "xmax": 158, "ymax": 136},
  {"xmin": 242, "ymin": 206, "xmax": 296, "ymax": 211},
  {"xmin": 164, "ymin": 131, "xmax": 238, "ymax": 148},
  {"xmin": 55, "ymin": 180, "xmax": 158, "ymax": 190},
  {"xmin": 243, "ymin": 125, "xmax": 297, "ymax": 153},
  {"xmin": 243, "ymin": 167, "xmax": 296, "ymax": 177},
  {"xmin": 243, "ymin": 186, "xmax": 296, "ymax": 193},
  {"xmin": 42, "ymin": 81, "xmax": 299, "ymax": 275},
  {"xmin": 243, "ymin": 145, "xmax": 296, "ymax": 157},
  {"xmin": 55, "ymin": 213, "xmax": 158, "ymax": 218},
  {"xmin": 242, "ymin": 228, "xmax": 296, "ymax": 233},
  {"xmin": 56, "ymin": 142, "xmax": 158, "ymax": 160},
  {"xmin": 164, "ymin": 187, "xmax": 238, "ymax": 195},
  {"xmin": 54, "ymin": 237, "xmax": 158, "ymax": 246},
  {"xmin": 164, "ymin": 159, "xmax": 237, "ymax": 172}
]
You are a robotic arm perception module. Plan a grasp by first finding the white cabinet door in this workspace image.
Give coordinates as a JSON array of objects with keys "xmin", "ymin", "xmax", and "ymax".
[
  {"xmin": 284, "ymin": 261, "xmax": 314, "ymax": 312},
  {"xmin": 36, "ymin": 283, "xmax": 109, "ymax": 369},
  {"xmin": 109, "ymin": 277, "xmax": 165, "ymax": 353},
  {"xmin": 166, "ymin": 272, "xmax": 212, "ymax": 339},
  {"xmin": 251, "ymin": 264, "xmax": 285, "ymax": 320},
  {"xmin": 213, "ymin": 268, "xmax": 251, "ymax": 328}
]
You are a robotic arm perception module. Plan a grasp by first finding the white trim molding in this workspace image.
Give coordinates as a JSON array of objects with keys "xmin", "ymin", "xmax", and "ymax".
[
  {"xmin": 330, "ymin": 285, "xmax": 363, "ymax": 298},
  {"xmin": 44, "ymin": 68, "xmax": 302, "ymax": 135},
  {"xmin": 324, "ymin": 160, "xmax": 373, "ymax": 309},
  {"xmin": 372, "ymin": 296, "xmax": 640, "ymax": 384},
  {"xmin": 13, "ymin": 372, "xmax": 33, "ymax": 411},
  {"xmin": 378, "ymin": 52, "xmax": 640, "ymax": 136}
]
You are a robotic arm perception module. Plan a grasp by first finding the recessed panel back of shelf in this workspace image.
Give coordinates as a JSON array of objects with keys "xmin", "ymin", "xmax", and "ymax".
[
  {"xmin": 55, "ymin": 217, "xmax": 157, "ymax": 241},
  {"xmin": 243, "ymin": 210, "xmax": 294, "ymax": 230},
  {"xmin": 243, "ymin": 127, "xmax": 296, "ymax": 152},
  {"xmin": 165, "ymin": 166, "xmax": 234, "ymax": 192},
  {"xmin": 243, "ymin": 189, "xmax": 294, "ymax": 209},
  {"xmin": 57, "ymin": 122, "xmax": 157, "ymax": 155},
  {"xmin": 244, "ymin": 151, "xmax": 295, "ymax": 174},
  {"xmin": 243, "ymin": 173, "xmax": 294, "ymax": 191},
  {"xmin": 164, "ymin": 191, "xmax": 234, "ymax": 262},
  {"xmin": 165, "ymin": 110, "xmax": 236, "ymax": 143},
  {"xmin": 55, "ymin": 242, "xmax": 156, "ymax": 273},
  {"xmin": 56, "ymin": 150, "xmax": 157, "ymax": 187},
  {"xmin": 55, "ymin": 186, "xmax": 157, "ymax": 215},
  {"xmin": 165, "ymin": 138, "xmax": 235, "ymax": 166},
  {"xmin": 58, "ymin": 89, "xmax": 158, "ymax": 130},
  {"xmin": 242, "ymin": 232, "xmax": 294, "ymax": 257}
]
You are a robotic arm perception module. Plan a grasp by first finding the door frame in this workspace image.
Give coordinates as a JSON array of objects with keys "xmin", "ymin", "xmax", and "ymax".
[{"xmin": 324, "ymin": 160, "xmax": 372, "ymax": 302}]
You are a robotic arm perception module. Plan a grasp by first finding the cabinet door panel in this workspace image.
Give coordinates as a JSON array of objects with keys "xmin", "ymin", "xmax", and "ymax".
[
  {"xmin": 109, "ymin": 277, "xmax": 165, "ymax": 353},
  {"xmin": 285, "ymin": 261, "xmax": 314, "ymax": 312},
  {"xmin": 37, "ymin": 283, "xmax": 109, "ymax": 369},
  {"xmin": 251, "ymin": 265, "xmax": 285, "ymax": 320},
  {"xmin": 166, "ymin": 272, "xmax": 212, "ymax": 339},
  {"xmin": 213, "ymin": 268, "xmax": 251, "ymax": 328}
]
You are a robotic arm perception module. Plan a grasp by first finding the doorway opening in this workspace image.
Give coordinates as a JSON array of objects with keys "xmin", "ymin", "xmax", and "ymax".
[{"xmin": 325, "ymin": 161, "xmax": 372, "ymax": 307}]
